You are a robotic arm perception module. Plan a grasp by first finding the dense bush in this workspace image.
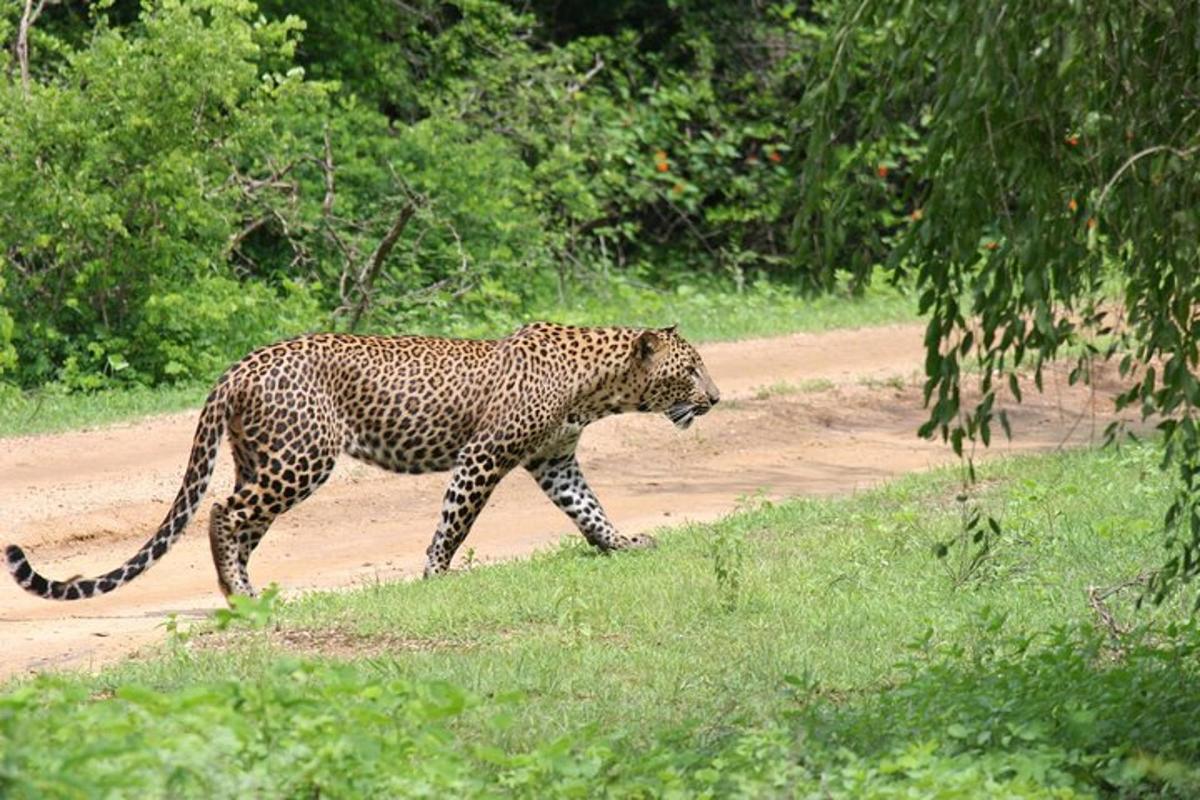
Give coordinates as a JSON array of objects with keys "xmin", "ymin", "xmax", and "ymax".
[
  {"xmin": 1, "ymin": 0, "xmax": 814, "ymax": 390},
  {"xmin": 0, "ymin": 0, "xmax": 324, "ymax": 387}
]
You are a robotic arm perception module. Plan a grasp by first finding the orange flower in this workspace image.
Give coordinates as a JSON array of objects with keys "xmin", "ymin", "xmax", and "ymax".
[
  {"xmin": 768, "ymin": 150, "xmax": 783, "ymax": 163},
  {"xmin": 656, "ymin": 161, "xmax": 670, "ymax": 173},
  {"xmin": 909, "ymin": 208, "xmax": 924, "ymax": 222},
  {"xmin": 1067, "ymin": 198, "xmax": 1078, "ymax": 212},
  {"xmin": 1065, "ymin": 135, "xmax": 1079, "ymax": 146},
  {"xmin": 984, "ymin": 240, "xmax": 1000, "ymax": 251},
  {"xmin": 876, "ymin": 164, "xmax": 889, "ymax": 178},
  {"xmin": 1086, "ymin": 218, "xmax": 1097, "ymax": 229}
]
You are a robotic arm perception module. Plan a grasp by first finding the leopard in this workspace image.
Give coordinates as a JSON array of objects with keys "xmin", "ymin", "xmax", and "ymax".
[{"xmin": 6, "ymin": 322, "xmax": 720, "ymax": 601}]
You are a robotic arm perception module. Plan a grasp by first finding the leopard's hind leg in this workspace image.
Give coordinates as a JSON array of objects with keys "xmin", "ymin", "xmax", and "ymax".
[
  {"xmin": 208, "ymin": 422, "xmax": 338, "ymax": 600},
  {"xmin": 208, "ymin": 502, "xmax": 249, "ymax": 597}
]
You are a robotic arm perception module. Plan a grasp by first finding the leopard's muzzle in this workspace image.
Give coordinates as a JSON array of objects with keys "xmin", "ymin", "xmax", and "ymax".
[{"xmin": 666, "ymin": 399, "xmax": 716, "ymax": 430}]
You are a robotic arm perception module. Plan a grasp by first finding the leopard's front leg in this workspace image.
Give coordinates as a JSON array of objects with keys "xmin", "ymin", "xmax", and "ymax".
[
  {"xmin": 423, "ymin": 444, "xmax": 514, "ymax": 577},
  {"xmin": 526, "ymin": 454, "xmax": 656, "ymax": 552}
]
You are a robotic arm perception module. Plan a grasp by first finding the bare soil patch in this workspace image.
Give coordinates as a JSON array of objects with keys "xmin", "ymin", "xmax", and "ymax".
[{"xmin": 0, "ymin": 323, "xmax": 1130, "ymax": 678}]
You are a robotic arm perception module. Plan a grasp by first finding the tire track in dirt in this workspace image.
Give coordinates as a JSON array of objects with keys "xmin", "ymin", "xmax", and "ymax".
[{"xmin": 0, "ymin": 324, "xmax": 1127, "ymax": 677}]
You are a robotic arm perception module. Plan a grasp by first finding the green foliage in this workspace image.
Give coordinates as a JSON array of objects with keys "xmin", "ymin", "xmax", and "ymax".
[
  {"xmin": 0, "ymin": 662, "xmax": 483, "ymax": 797},
  {"xmin": 212, "ymin": 584, "xmax": 284, "ymax": 631},
  {"xmin": 0, "ymin": 275, "xmax": 16, "ymax": 379},
  {"xmin": 134, "ymin": 277, "xmax": 320, "ymax": 385},
  {"xmin": 253, "ymin": 0, "xmax": 427, "ymax": 117},
  {"xmin": 3, "ymin": 445, "xmax": 1199, "ymax": 796},
  {"xmin": 792, "ymin": 2, "xmax": 927, "ymax": 289},
  {"xmin": 812, "ymin": 618, "xmax": 1200, "ymax": 798}
]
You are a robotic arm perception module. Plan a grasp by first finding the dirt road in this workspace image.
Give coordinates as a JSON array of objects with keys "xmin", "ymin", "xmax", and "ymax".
[{"xmin": 0, "ymin": 324, "xmax": 1122, "ymax": 678}]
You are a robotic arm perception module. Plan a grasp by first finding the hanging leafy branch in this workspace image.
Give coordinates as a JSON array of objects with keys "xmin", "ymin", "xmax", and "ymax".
[{"xmin": 799, "ymin": 0, "xmax": 1200, "ymax": 601}]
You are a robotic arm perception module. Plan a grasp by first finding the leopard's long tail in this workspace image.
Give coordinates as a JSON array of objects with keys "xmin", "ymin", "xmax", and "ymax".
[{"xmin": 6, "ymin": 383, "xmax": 230, "ymax": 601}]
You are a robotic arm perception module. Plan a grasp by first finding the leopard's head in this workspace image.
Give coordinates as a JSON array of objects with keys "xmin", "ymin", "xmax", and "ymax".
[{"xmin": 632, "ymin": 326, "xmax": 720, "ymax": 430}]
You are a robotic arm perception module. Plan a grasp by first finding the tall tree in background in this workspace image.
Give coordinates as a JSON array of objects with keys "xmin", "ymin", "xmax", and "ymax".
[{"xmin": 800, "ymin": 0, "xmax": 1200, "ymax": 599}]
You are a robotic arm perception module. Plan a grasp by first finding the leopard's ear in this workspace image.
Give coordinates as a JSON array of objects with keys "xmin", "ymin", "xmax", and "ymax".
[
  {"xmin": 635, "ymin": 329, "xmax": 667, "ymax": 362},
  {"xmin": 660, "ymin": 324, "xmax": 678, "ymax": 335}
]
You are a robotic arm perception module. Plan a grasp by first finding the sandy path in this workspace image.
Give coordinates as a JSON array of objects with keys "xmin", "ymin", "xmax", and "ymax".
[{"xmin": 0, "ymin": 324, "xmax": 1123, "ymax": 678}]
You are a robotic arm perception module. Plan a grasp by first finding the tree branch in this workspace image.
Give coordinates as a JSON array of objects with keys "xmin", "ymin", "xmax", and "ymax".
[
  {"xmin": 567, "ymin": 54, "xmax": 605, "ymax": 95},
  {"xmin": 320, "ymin": 126, "xmax": 336, "ymax": 218},
  {"xmin": 1087, "ymin": 572, "xmax": 1150, "ymax": 654},
  {"xmin": 346, "ymin": 203, "xmax": 417, "ymax": 332},
  {"xmin": 230, "ymin": 161, "xmax": 299, "ymax": 198},
  {"xmin": 16, "ymin": 0, "xmax": 48, "ymax": 98},
  {"xmin": 228, "ymin": 215, "xmax": 270, "ymax": 254},
  {"xmin": 1097, "ymin": 144, "xmax": 1200, "ymax": 210},
  {"xmin": 384, "ymin": 0, "xmax": 439, "ymax": 26}
]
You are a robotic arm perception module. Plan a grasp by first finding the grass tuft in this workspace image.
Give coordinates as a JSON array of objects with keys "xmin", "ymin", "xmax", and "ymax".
[{"xmin": 753, "ymin": 378, "xmax": 836, "ymax": 399}]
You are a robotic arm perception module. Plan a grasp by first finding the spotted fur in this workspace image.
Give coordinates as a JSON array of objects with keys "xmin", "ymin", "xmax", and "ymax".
[{"xmin": 6, "ymin": 322, "xmax": 720, "ymax": 601}]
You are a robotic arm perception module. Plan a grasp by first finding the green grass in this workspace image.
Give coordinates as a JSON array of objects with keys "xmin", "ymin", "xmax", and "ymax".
[
  {"xmin": 515, "ymin": 275, "xmax": 915, "ymax": 343},
  {"xmin": 3, "ymin": 444, "xmax": 1198, "ymax": 798},
  {"xmin": 0, "ymin": 382, "xmax": 211, "ymax": 438},
  {"xmin": 0, "ymin": 278, "xmax": 913, "ymax": 439}
]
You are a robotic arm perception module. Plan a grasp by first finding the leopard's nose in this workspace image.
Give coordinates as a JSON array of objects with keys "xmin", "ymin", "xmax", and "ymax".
[{"xmin": 708, "ymin": 389, "xmax": 720, "ymax": 406}]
